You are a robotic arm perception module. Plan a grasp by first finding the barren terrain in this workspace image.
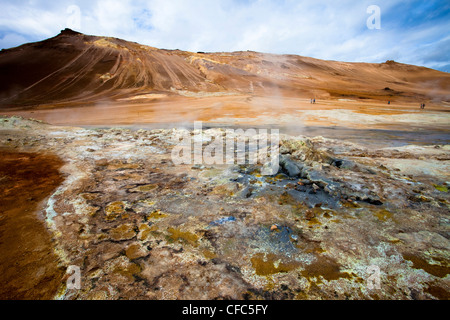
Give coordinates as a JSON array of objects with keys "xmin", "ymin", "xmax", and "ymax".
[
  {"xmin": 0, "ymin": 116, "xmax": 448, "ymax": 300},
  {"xmin": 0, "ymin": 30, "xmax": 449, "ymax": 300}
]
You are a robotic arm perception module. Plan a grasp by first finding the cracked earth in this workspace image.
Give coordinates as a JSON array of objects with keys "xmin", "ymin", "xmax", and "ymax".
[{"xmin": 0, "ymin": 116, "xmax": 449, "ymax": 300}]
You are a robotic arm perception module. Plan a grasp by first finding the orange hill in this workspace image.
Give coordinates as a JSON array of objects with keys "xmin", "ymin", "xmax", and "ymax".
[{"xmin": 0, "ymin": 28, "xmax": 449, "ymax": 109}]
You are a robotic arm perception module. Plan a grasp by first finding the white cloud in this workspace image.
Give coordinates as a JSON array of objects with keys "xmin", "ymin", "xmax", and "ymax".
[
  {"xmin": 0, "ymin": 32, "xmax": 28, "ymax": 49},
  {"xmin": 0, "ymin": 0, "xmax": 448, "ymax": 71}
]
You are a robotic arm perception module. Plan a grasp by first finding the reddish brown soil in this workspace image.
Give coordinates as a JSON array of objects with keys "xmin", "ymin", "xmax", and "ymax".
[
  {"xmin": 1, "ymin": 29, "xmax": 448, "ymax": 131},
  {"xmin": 0, "ymin": 151, "xmax": 65, "ymax": 299},
  {"xmin": 0, "ymin": 29, "xmax": 449, "ymax": 110},
  {"xmin": 4, "ymin": 95, "xmax": 449, "ymax": 130}
]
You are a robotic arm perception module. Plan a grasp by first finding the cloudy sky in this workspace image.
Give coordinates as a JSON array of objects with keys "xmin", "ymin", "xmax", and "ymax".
[{"xmin": 0, "ymin": 0, "xmax": 449, "ymax": 72}]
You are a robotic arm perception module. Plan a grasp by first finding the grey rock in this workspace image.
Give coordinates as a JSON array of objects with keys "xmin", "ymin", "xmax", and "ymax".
[
  {"xmin": 237, "ymin": 186, "xmax": 253, "ymax": 199},
  {"xmin": 280, "ymin": 155, "xmax": 301, "ymax": 177}
]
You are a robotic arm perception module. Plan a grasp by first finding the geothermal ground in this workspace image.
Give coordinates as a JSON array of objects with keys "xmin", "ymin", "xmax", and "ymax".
[
  {"xmin": 0, "ymin": 30, "xmax": 449, "ymax": 300},
  {"xmin": 0, "ymin": 115, "xmax": 449, "ymax": 300}
]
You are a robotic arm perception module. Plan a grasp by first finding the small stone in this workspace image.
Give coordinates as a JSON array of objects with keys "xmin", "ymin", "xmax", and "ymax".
[
  {"xmin": 408, "ymin": 194, "xmax": 433, "ymax": 202},
  {"xmin": 305, "ymin": 210, "xmax": 315, "ymax": 220},
  {"xmin": 125, "ymin": 243, "xmax": 149, "ymax": 260},
  {"xmin": 434, "ymin": 184, "xmax": 448, "ymax": 192},
  {"xmin": 280, "ymin": 155, "xmax": 301, "ymax": 177},
  {"xmin": 237, "ymin": 186, "xmax": 253, "ymax": 198},
  {"xmin": 137, "ymin": 224, "xmax": 152, "ymax": 241},
  {"xmin": 88, "ymin": 269, "xmax": 104, "ymax": 279},
  {"xmin": 95, "ymin": 159, "xmax": 108, "ymax": 166},
  {"xmin": 88, "ymin": 290, "xmax": 108, "ymax": 300},
  {"xmin": 109, "ymin": 224, "xmax": 136, "ymax": 241},
  {"xmin": 129, "ymin": 184, "xmax": 158, "ymax": 193},
  {"xmin": 86, "ymin": 206, "xmax": 100, "ymax": 217},
  {"xmin": 146, "ymin": 210, "xmax": 168, "ymax": 220},
  {"xmin": 270, "ymin": 225, "xmax": 278, "ymax": 231},
  {"xmin": 104, "ymin": 201, "xmax": 127, "ymax": 221}
]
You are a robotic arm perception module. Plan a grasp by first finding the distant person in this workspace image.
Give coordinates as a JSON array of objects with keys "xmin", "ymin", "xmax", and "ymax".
[
  {"xmin": 313, "ymin": 99, "xmax": 316, "ymax": 104},
  {"xmin": 422, "ymin": 103, "xmax": 425, "ymax": 109},
  {"xmin": 310, "ymin": 98, "xmax": 313, "ymax": 104},
  {"xmin": 388, "ymin": 100, "xmax": 390, "ymax": 105}
]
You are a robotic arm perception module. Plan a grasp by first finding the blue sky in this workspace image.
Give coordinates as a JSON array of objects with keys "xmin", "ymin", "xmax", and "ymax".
[{"xmin": 0, "ymin": 0, "xmax": 449, "ymax": 72}]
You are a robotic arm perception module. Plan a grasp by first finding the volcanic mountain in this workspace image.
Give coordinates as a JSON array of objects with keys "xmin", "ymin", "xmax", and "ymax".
[{"xmin": 1, "ymin": 28, "xmax": 449, "ymax": 110}]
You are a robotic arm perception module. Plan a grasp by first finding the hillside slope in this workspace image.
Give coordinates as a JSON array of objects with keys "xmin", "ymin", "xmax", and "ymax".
[{"xmin": 0, "ymin": 28, "xmax": 449, "ymax": 109}]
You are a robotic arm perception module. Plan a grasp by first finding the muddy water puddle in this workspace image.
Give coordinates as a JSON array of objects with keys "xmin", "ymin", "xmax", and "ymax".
[{"xmin": 0, "ymin": 151, "xmax": 65, "ymax": 299}]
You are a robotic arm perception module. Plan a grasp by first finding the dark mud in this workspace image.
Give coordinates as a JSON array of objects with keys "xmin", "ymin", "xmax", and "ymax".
[{"xmin": 0, "ymin": 151, "xmax": 65, "ymax": 299}]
